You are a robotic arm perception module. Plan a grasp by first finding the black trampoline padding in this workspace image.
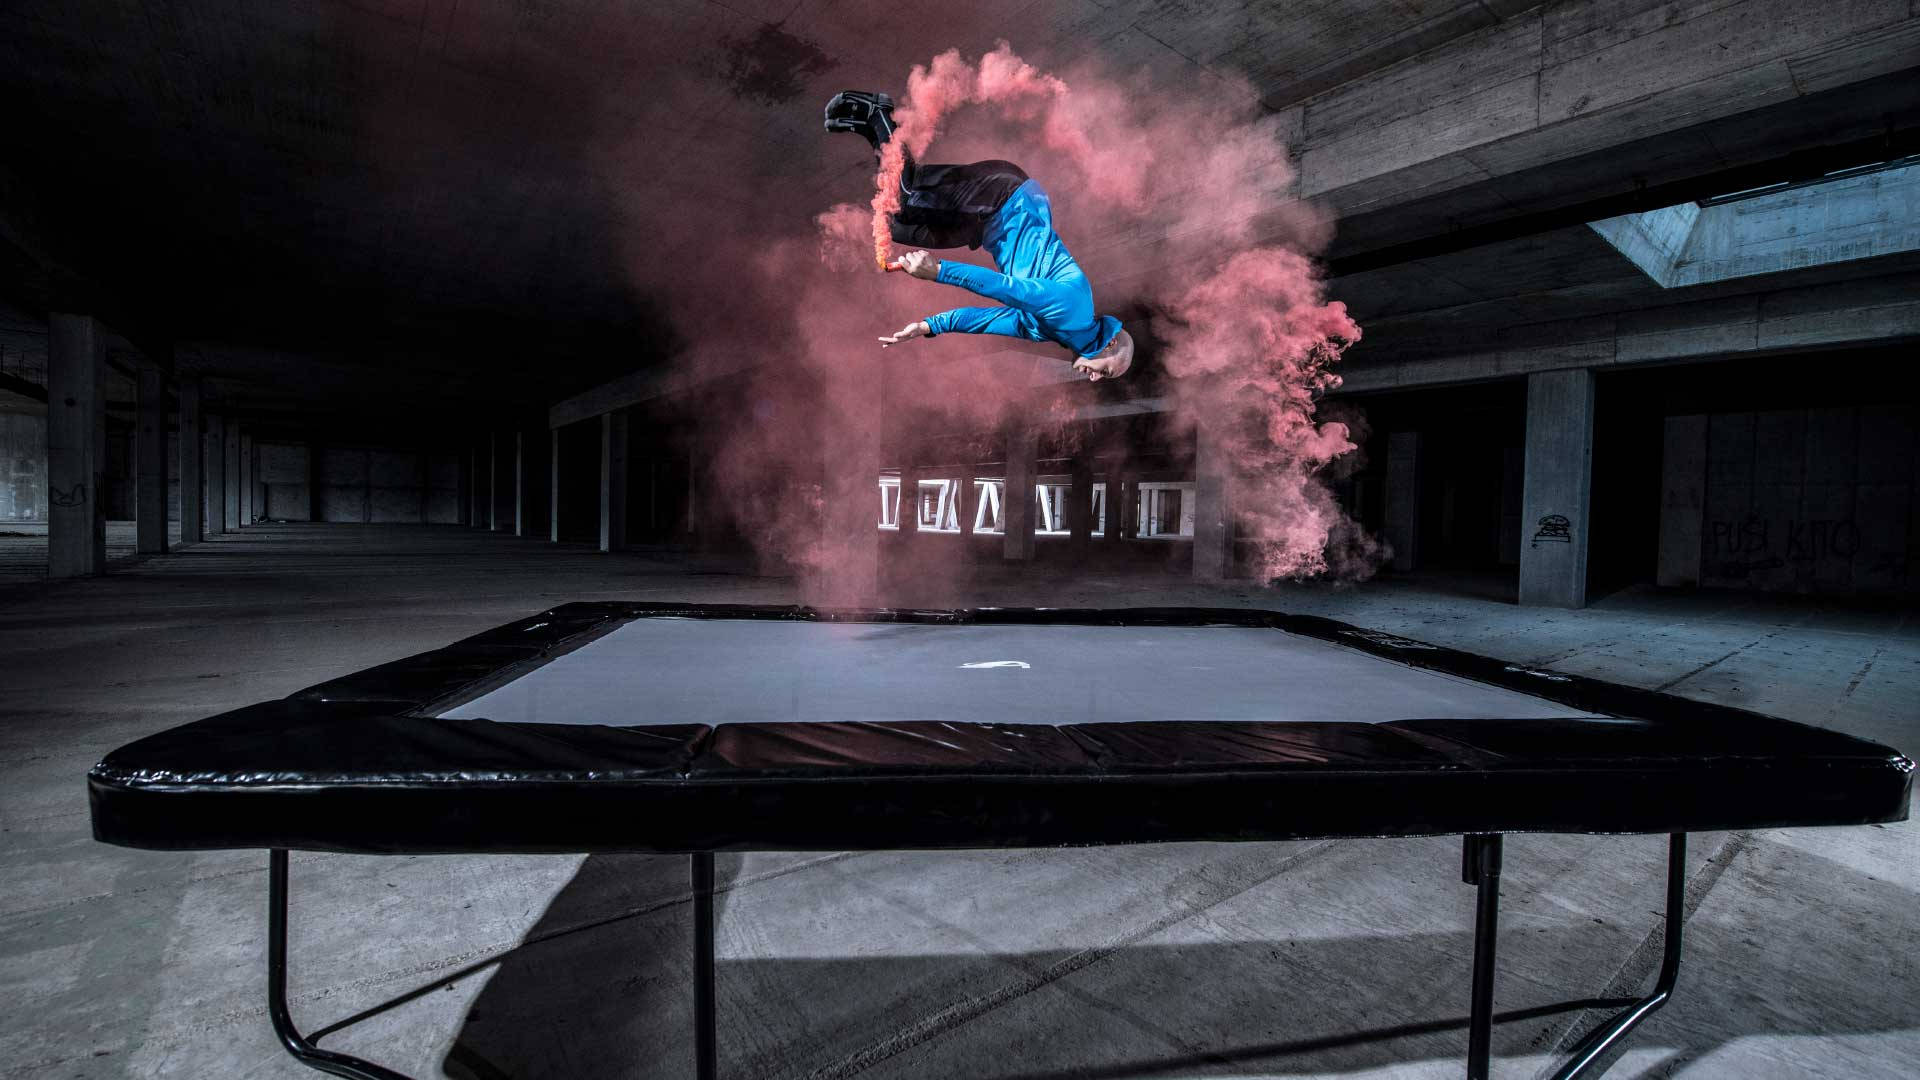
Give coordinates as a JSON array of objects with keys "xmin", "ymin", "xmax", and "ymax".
[{"xmin": 88, "ymin": 604, "xmax": 1912, "ymax": 854}]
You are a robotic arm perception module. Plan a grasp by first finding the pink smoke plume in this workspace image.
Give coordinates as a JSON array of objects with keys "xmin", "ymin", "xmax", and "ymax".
[
  {"xmin": 857, "ymin": 42, "xmax": 1373, "ymax": 582},
  {"xmin": 604, "ymin": 40, "xmax": 1376, "ymax": 597}
]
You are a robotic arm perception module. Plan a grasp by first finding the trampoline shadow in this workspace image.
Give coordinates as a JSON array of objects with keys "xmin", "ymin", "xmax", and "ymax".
[{"xmin": 420, "ymin": 843, "xmax": 1913, "ymax": 1080}]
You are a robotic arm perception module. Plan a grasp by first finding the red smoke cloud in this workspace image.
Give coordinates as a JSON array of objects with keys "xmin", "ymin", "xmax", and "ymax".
[
  {"xmin": 596, "ymin": 40, "xmax": 1376, "ymax": 598},
  {"xmin": 863, "ymin": 43, "xmax": 1373, "ymax": 581}
]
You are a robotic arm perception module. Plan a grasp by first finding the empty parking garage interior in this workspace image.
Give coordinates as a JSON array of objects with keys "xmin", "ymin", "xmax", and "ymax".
[{"xmin": 2, "ymin": 2, "xmax": 1917, "ymax": 1079}]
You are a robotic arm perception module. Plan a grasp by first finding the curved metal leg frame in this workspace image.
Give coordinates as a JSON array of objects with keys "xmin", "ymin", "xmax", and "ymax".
[
  {"xmin": 1546, "ymin": 833, "xmax": 1687, "ymax": 1080},
  {"xmin": 1462, "ymin": 834, "xmax": 1503, "ymax": 1080},
  {"xmin": 1461, "ymin": 833, "xmax": 1687, "ymax": 1080},
  {"xmin": 692, "ymin": 852, "xmax": 717, "ymax": 1080},
  {"xmin": 268, "ymin": 850, "xmax": 416, "ymax": 1080}
]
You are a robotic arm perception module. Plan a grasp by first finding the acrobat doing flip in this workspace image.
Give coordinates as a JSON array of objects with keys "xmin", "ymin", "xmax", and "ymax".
[{"xmin": 825, "ymin": 90, "xmax": 1135, "ymax": 381}]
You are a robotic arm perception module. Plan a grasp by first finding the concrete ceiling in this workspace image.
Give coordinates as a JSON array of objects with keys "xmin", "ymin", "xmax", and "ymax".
[{"xmin": 2, "ymin": 1, "xmax": 1915, "ymax": 425}]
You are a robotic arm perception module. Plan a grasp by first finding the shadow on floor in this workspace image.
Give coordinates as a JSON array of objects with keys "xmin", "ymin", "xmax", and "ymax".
[{"xmin": 411, "ymin": 839, "xmax": 1916, "ymax": 1080}]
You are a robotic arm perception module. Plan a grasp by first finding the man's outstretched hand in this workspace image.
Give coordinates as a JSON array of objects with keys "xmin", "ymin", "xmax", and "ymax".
[
  {"xmin": 891, "ymin": 250, "xmax": 941, "ymax": 280},
  {"xmin": 879, "ymin": 320, "xmax": 930, "ymax": 348}
]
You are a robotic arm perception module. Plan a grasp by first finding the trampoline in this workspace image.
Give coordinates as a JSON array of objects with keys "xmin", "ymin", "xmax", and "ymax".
[{"xmin": 89, "ymin": 603, "xmax": 1912, "ymax": 1080}]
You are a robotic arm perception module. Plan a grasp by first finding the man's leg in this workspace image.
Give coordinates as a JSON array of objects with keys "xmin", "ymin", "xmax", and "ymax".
[
  {"xmin": 891, "ymin": 159, "xmax": 1029, "ymax": 250},
  {"xmin": 824, "ymin": 91, "xmax": 1028, "ymax": 250}
]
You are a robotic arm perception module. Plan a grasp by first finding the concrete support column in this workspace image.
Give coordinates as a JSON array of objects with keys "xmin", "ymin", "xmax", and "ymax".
[
  {"xmin": 897, "ymin": 460, "xmax": 919, "ymax": 541},
  {"xmin": 206, "ymin": 414, "xmax": 227, "ymax": 535},
  {"xmin": 600, "ymin": 410, "xmax": 628, "ymax": 552},
  {"xmin": 1519, "ymin": 368, "xmax": 1596, "ymax": 608},
  {"xmin": 456, "ymin": 442, "xmax": 471, "ymax": 526},
  {"xmin": 1657, "ymin": 414, "xmax": 1708, "ymax": 587},
  {"xmin": 47, "ymin": 313, "xmax": 105, "ymax": 577},
  {"xmin": 465, "ymin": 443, "xmax": 479, "ymax": 527},
  {"xmin": 819, "ymin": 413, "xmax": 880, "ymax": 601},
  {"xmin": 1068, "ymin": 458, "xmax": 1094, "ymax": 550},
  {"xmin": 223, "ymin": 422, "xmax": 240, "ymax": 532},
  {"xmin": 513, "ymin": 430, "xmax": 527, "ymax": 537},
  {"xmin": 136, "ymin": 362, "xmax": 168, "ymax": 554},
  {"xmin": 417, "ymin": 451, "xmax": 432, "ymax": 525},
  {"xmin": 1002, "ymin": 419, "xmax": 1036, "ymax": 561},
  {"xmin": 549, "ymin": 428, "xmax": 562, "ymax": 542},
  {"xmin": 307, "ymin": 442, "xmax": 323, "ymax": 523},
  {"xmin": 488, "ymin": 431, "xmax": 502, "ymax": 531},
  {"xmin": 1106, "ymin": 458, "xmax": 1131, "ymax": 546},
  {"xmin": 1385, "ymin": 432, "xmax": 1422, "ymax": 573},
  {"xmin": 177, "ymin": 380, "xmax": 202, "ymax": 543},
  {"xmin": 1192, "ymin": 427, "xmax": 1233, "ymax": 581},
  {"xmin": 958, "ymin": 464, "xmax": 977, "ymax": 540},
  {"xmin": 239, "ymin": 432, "xmax": 253, "ymax": 526}
]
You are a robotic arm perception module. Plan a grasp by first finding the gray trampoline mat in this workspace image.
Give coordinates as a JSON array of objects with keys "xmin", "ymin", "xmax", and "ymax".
[{"xmin": 438, "ymin": 618, "xmax": 1605, "ymax": 727}]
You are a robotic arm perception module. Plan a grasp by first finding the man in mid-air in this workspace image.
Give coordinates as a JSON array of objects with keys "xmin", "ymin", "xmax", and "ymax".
[{"xmin": 824, "ymin": 90, "xmax": 1134, "ymax": 382}]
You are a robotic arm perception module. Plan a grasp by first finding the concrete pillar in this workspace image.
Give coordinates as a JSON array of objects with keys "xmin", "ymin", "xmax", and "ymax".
[
  {"xmin": 819, "ymin": 413, "xmax": 880, "ymax": 602},
  {"xmin": 1105, "ymin": 457, "xmax": 1131, "ymax": 546},
  {"xmin": 1002, "ymin": 419, "xmax": 1036, "ymax": 561},
  {"xmin": 898, "ymin": 460, "xmax": 919, "ymax": 540},
  {"xmin": 1069, "ymin": 458, "xmax": 1094, "ymax": 550},
  {"xmin": 456, "ymin": 442, "xmax": 471, "ymax": 526},
  {"xmin": 487, "ymin": 432, "xmax": 501, "ymax": 531},
  {"xmin": 600, "ymin": 410, "xmax": 628, "ymax": 552},
  {"xmin": 205, "ymin": 415, "xmax": 227, "ymax": 535},
  {"xmin": 1519, "ymin": 369, "xmax": 1596, "ymax": 608},
  {"xmin": 307, "ymin": 442, "xmax": 323, "ymax": 523},
  {"xmin": 550, "ymin": 428, "xmax": 562, "ymax": 542},
  {"xmin": 646, "ymin": 460, "xmax": 659, "ymax": 538},
  {"xmin": 417, "ymin": 450, "xmax": 432, "ymax": 525},
  {"xmin": 47, "ymin": 313, "xmax": 105, "ymax": 577},
  {"xmin": 464, "ymin": 443, "xmax": 477, "ymax": 527},
  {"xmin": 222, "ymin": 422, "xmax": 240, "ymax": 531},
  {"xmin": 239, "ymin": 432, "xmax": 253, "ymax": 526},
  {"xmin": 1657, "ymin": 414, "xmax": 1708, "ymax": 587},
  {"xmin": 512, "ymin": 430, "xmax": 527, "ymax": 537},
  {"xmin": 136, "ymin": 362, "xmax": 168, "ymax": 554},
  {"xmin": 1385, "ymin": 432, "xmax": 1421, "ymax": 573},
  {"xmin": 958, "ymin": 463, "xmax": 977, "ymax": 540},
  {"xmin": 1192, "ymin": 427, "xmax": 1233, "ymax": 581},
  {"xmin": 177, "ymin": 380, "xmax": 203, "ymax": 543}
]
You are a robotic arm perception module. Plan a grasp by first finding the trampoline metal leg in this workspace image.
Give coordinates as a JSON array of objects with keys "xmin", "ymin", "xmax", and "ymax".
[
  {"xmin": 1463, "ymin": 834, "xmax": 1503, "ymax": 1080},
  {"xmin": 267, "ymin": 850, "xmax": 415, "ymax": 1080},
  {"xmin": 1547, "ymin": 833, "xmax": 1687, "ymax": 1080},
  {"xmin": 693, "ymin": 851, "xmax": 717, "ymax": 1080}
]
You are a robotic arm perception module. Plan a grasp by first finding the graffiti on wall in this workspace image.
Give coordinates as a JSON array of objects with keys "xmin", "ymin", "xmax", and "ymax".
[
  {"xmin": 1530, "ymin": 514, "xmax": 1571, "ymax": 546},
  {"xmin": 1706, "ymin": 514, "xmax": 1864, "ymax": 579}
]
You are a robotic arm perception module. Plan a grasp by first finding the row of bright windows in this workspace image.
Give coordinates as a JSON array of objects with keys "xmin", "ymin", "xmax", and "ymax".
[{"xmin": 877, "ymin": 477, "xmax": 1196, "ymax": 539}]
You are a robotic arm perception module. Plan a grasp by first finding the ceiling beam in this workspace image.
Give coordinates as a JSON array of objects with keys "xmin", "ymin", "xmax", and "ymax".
[{"xmin": 1328, "ymin": 122, "xmax": 1920, "ymax": 278}]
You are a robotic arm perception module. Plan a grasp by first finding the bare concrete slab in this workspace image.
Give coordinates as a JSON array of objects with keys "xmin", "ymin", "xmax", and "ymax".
[{"xmin": 1, "ymin": 524, "xmax": 1913, "ymax": 1079}]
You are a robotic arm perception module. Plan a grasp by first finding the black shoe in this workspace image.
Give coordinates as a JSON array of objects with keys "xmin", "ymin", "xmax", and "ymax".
[{"xmin": 824, "ymin": 90, "xmax": 895, "ymax": 151}]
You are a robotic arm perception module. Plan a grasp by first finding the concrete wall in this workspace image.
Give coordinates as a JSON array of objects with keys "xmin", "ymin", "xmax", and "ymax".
[
  {"xmin": 427, "ymin": 454, "xmax": 460, "ymax": 524},
  {"xmin": 262, "ymin": 443, "xmax": 462, "ymax": 524},
  {"xmin": 1666, "ymin": 405, "xmax": 1917, "ymax": 594},
  {"xmin": 258, "ymin": 442, "xmax": 311, "ymax": 520},
  {"xmin": 0, "ymin": 410, "xmax": 46, "ymax": 523},
  {"xmin": 317, "ymin": 447, "xmax": 370, "ymax": 522}
]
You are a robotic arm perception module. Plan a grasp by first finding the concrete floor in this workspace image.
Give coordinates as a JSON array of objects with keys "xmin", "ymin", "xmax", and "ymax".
[
  {"xmin": 0, "ymin": 522, "xmax": 187, "ymax": 584},
  {"xmin": 2, "ymin": 523, "xmax": 1914, "ymax": 1080}
]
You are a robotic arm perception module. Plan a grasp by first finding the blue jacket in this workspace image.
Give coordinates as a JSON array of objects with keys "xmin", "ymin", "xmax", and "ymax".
[{"xmin": 922, "ymin": 180, "xmax": 1122, "ymax": 358}]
